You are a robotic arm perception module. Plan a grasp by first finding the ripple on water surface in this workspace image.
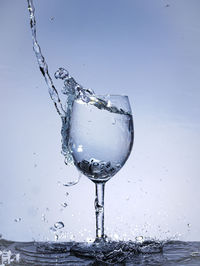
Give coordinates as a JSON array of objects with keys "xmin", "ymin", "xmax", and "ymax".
[{"xmin": 1, "ymin": 239, "xmax": 200, "ymax": 265}]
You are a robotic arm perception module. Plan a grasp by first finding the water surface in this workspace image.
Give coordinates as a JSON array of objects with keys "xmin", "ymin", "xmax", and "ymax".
[{"xmin": 1, "ymin": 239, "xmax": 200, "ymax": 265}]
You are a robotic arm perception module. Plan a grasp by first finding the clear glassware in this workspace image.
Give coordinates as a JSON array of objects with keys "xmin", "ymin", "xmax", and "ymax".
[{"xmin": 69, "ymin": 94, "xmax": 134, "ymax": 243}]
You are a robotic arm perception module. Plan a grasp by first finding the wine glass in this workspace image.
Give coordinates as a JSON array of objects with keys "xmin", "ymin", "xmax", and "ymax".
[{"xmin": 69, "ymin": 94, "xmax": 134, "ymax": 244}]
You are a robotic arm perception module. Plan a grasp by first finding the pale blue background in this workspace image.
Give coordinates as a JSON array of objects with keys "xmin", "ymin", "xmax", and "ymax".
[{"xmin": 0, "ymin": 0, "xmax": 200, "ymax": 241}]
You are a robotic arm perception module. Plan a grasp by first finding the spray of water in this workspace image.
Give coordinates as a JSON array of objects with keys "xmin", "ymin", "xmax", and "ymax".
[{"xmin": 26, "ymin": 0, "xmax": 131, "ymax": 186}]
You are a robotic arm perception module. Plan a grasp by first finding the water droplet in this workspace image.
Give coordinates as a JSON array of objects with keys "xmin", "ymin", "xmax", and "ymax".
[
  {"xmin": 54, "ymin": 68, "xmax": 69, "ymax": 80},
  {"xmin": 14, "ymin": 218, "xmax": 22, "ymax": 223},
  {"xmin": 42, "ymin": 214, "xmax": 48, "ymax": 223},
  {"xmin": 187, "ymin": 223, "xmax": 191, "ymax": 228},
  {"xmin": 34, "ymin": 163, "xmax": 37, "ymax": 168},
  {"xmin": 55, "ymin": 234, "xmax": 59, "ymax": 241},
  {"xmin": 61, "ymin": 202, "xmax": 68, "ymax": 208},
  {"xmin": 54, "ymin": 221, "xmax": 64, "ymax": 229},
  {"xmin": 63, "ymin": 174, "xmax": 81, "ymax": 187},
  {"xmin": 50, "ymin": 17, "xmax": 55, "ymax": 21},
  {"xmin": 135, "ymin": 236, "xmax": 143, "ymax": 242},
  {"xmin": 66, "ymin": 192, "xmax": 69, "ymax": 197}
]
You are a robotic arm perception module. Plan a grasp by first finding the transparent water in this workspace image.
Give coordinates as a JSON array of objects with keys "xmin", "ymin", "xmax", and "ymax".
[
  {"xmin": 69, "ymin": 98, "xmax": 133, "ymax": 182},
  {"xmin": 1, "ymin": 239, "xmax": 200, "ymax": 265}
]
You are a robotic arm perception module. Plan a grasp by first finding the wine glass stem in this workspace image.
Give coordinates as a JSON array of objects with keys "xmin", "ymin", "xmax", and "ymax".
[{"xmin": 95, "ymin": 182, "xmax": 105, "ymax": 241}]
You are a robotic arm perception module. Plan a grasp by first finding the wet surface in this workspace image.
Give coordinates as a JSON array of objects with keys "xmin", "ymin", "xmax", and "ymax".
[{"xmin": 1, "ymin": 239, "xmax": 200, "ymax": 265}]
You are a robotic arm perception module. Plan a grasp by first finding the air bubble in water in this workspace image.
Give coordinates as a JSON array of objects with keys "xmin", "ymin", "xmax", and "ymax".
[
  {"xmin": 77, "ymin": 159, "xmax": 120, "ymax": 180},
  {"xmin": 54, "ymin": 221, "xmax": 64, "ymax": 229}
]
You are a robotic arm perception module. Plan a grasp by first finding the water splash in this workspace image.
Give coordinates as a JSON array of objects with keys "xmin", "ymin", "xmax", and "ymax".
[
  {"xmin": 0, "ymin": 249, "xmax": 20, "ymax": 265},
  {"xmin": 70, "ymin": 239, "xmax": 164, "ymax": 263},
  {"xmin": 3, "ymin": 239, "xmax": 200, "ymax": 265},
  {"xmin": 27, "ymin": 0, "xmax": 90, "ymax": 171},
  {"xmin": 27, "ymin": 0, "xmax": 65, "ymax": 118},
  {"xmin": 26, "ymin": 0, "xmax": 132, "ymax": 188}
]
